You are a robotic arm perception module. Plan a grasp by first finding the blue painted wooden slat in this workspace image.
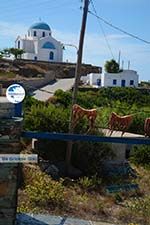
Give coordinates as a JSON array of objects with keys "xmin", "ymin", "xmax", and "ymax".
[
  {"xmin": 14, "ymin": 103, "xmax": 22, "ymax": 117},
  {"xmin": 106, "ymin": 183, "xmax": 139, "ymax": 193},
  {"xmin": 21, "ymin": 131, "xmax": 150, "ymax": 145}
]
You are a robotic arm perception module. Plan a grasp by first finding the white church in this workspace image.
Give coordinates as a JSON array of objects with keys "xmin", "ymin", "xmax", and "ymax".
[{"xmin": 15, "ymin": 22, "xmax": 63, "ymax": 62}]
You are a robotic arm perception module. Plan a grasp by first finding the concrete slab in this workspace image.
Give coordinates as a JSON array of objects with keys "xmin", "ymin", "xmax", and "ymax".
[
  {"xmin": 16, "ymin": 214, "xmax": 116, "ymax": 225},
  {"xmin": 33, "ymin": 78, "xmax": 75, "ymax": 101},
  {"xmin": 102, "ymin": 128, "xmax": 144, "ymax": 138},
  {"xmin": 92, "ymin": 222, "xmax": 116, "ymax": 225}
]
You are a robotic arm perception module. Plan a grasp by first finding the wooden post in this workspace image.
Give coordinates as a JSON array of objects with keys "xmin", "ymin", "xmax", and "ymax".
[{"xmin": 65, "ymin": 0, "xmax": 89, "ymax": 175}]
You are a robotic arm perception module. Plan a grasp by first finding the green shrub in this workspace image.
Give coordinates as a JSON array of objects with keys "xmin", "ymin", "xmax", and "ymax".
[
  {"xmin": 78, "ymin": 175, "xmax": 102, "ymax": 189},
  {"xmin": 54, "ymin": 89, "xmax": 71, "ymax": 107},
  {"xmin": 125, "ymin": 196, "xmax": 150, "ymax": 224},
  {"xmin": 24, "ymin": 104, "xmax": 69, "ymax": 132},
  {"xmin": 25, "ymin": 170, "xmax": 65, "ymax": 207},
  {"xmin": 104, "ymin": 59, "xmax": 120, "ymax": 73},
  {"xmin": 130, "ymin": 145, "xmax": 150, "ymax": 166},
  {"xmin": 72, "ymin": 134, "xmax": 114, "ymax": 176},
  {"xmin": 96, "ymin": 102, "xmax": 149, "ymax": 135}
]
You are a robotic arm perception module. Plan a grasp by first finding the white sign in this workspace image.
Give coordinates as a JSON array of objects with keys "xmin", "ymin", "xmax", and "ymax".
[
  {"xmin": 6, "ymin": 84, "xmax": 25, "ymax": 104},
  {"xmin": 0, "ymin": 154, "xmax": 38, "ymax": 163}
]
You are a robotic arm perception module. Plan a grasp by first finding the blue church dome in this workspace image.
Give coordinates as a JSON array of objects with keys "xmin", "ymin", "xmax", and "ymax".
[{"xmin": 30, "ymin": 22, "xmax": 51, "ymax": 31}]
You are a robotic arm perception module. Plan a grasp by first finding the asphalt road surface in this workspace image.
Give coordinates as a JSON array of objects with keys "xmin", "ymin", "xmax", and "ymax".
[{"xmin": 33, "ymin": 78, "xmax": 75, "ymax": 101}]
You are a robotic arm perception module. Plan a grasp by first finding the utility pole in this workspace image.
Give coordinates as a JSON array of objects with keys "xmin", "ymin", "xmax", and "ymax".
[
  {"xmin": 65, "ymin": 0, "xmax": 89, "ymax": 175},
  {"xmin": 118, "ymin": 50, "xmax": 121, "ymax": 68},
  {"xmin": 128, "ymin": 60, "xmax": 130, "ymax": 70}
]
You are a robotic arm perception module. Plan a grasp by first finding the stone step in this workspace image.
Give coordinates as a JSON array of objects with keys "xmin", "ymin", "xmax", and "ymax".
[{"xmin": 0, "ymin": 97, "xmax": 15, "ymax": 118}]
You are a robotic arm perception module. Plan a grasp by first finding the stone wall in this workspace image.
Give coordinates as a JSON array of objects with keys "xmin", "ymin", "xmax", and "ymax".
[
  {"xmin": 0, "ymin": 72, "xmax": 55, "ymax": 92},
  {"xmin": 0, "ymin": 98, "xmax": 22, "ymax": 225},
  {"xmin": 0, "ymin": 58, "xmax": 101, "ymax": 79},
  {"xmin": 19, "ymin": 71, "xmax": 55, "ymax": 91}
]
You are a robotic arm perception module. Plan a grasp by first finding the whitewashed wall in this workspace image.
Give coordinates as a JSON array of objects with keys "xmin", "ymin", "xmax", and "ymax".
[
  {"xmin": 81, "ymin": 70, "xmax": 139, "ymax": 88},
  {"xmin": 15, "ymin": 28, "xmax": 63, "ymax": 62},
  {"xmin": 102, "ymin": 70, "xmax": 139, "ymax": 87},
  {"xmin": 89, "ymin": 73, "xmax": 101, "ymax": 86}
]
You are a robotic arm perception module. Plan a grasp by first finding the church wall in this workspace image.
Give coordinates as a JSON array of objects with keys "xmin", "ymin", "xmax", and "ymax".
[
  {"xmin": 22, "ymin": 40, "xmax": 35, "ymax": 53},
  {"xmin": 38, "ymin": 48, "xmax": 57, "ymax": 61},
  {"xmin": 16, "ymin": 22, "xmax": 63, "ymax": 62},
  {"xmin": 29, "ymin": 29, "xmax": 51, "ymax": 38},
  {"xmin": 15, "ymin": 38, "xmax": 23, "ymax": 49},
  {"xmin": 22, "ymin": 53, "xmax": 36, "ymax": 60},
  {"xmin": 57, "ymin": 44, "xmax": 63, "ymax": 62},
  {"xmin": 38, "ymin": 36, "xmax": 63, "ymax": 62}
]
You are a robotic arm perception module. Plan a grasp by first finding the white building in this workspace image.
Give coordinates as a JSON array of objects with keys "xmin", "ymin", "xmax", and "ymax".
[
  {"xmin": 81, "ymin": 70, "xmax": 139, "ymax": 88},
  {"xmin": 15, "ymin": 22, "xmax": 63, "ymax": 62}
]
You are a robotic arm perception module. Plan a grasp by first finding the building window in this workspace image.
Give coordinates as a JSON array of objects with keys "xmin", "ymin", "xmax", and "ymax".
[
  {"xmin": 49, "ymin": 51, "xmax": 54, "ymax": 60},
  {"xmin": 34, "ymin": 31, "xmax": 37, "ymax": 36},
  {"xmin": 34, "ymin": 56, "xmax": 37, "ymax": 61},
  {"xmin": 42, "ymin": 32, "xmax": 45, "ymax": 37},
  {"xmin": 49, "ymin": 33, "xmax": 51, "ymax": 36},
  {"xmin": 113, "ymin": 79, "xmax": 117, "ymax": 85},
  {"xmin": 97, "ymin": 79, "xmax": 101, "ymax": 86},
  {"xmin": 18, "ymin": 41, "xmax": 20, "ymax": 49},
  {"xmin": 42, "ymin": 42, "xmax": 55, "ymax": 49},
  {"xmin": 130, "ymin": 80, "xmax": 134, "ymax": 85}
]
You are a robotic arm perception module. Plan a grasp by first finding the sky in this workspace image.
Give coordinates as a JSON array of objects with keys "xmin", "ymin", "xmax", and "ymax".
[{"xmin": 0, "ymin": 0, "xmax": 150, "ymax": 81}]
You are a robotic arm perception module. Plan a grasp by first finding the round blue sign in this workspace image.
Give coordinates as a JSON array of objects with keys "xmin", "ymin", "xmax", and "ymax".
[{"xmin": 6, "ymin": 84, "xmax": 25, "ymax": 104}]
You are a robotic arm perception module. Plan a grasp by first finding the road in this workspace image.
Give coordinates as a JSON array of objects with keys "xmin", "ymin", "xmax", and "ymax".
[{"xmin": 33, "ymin": 78, "xmax": 75, "ymax": 101}]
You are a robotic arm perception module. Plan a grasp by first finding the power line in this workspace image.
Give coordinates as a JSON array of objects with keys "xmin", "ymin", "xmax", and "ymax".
[
  {"xmin": 90, "ymin": 0, "xmax": 114, "ymax": 59},
  {"xmin": 88, "ymin": 10, "xmax": 150, "ymax": 44}
]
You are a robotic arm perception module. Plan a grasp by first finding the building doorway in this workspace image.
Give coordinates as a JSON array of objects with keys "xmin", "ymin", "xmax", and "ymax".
[
  {"xmin": 121, "ymin": 80, "xmax": 126, "ymax": 87},
  {"xmin": 49, "ymin": 51, "xmax": 54, "ymax": 60}
]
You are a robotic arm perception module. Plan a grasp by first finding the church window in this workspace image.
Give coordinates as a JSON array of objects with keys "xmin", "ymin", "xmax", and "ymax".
[
  {"xmin": 34, "ymin": 31, "xmax": 37, "ymax": 36},
  {"xmin": 49, "ymin": 51, "xmax": 54, "ymax": 60},
  {"xmin": 18, "ymin": 41, "xmax": 20, "ymax": 49},
  {"xmin": 42, "ymin": 42, "xmax": 55, "ymax": 49},
  {"xmin": 42, "ymin": 32, "xmax": 45, "ymax": 37},
  {"xmin": 113, "ymin": 79, "xmax": 117, "ymax": 85},
  {"xmin": 130, "ymin": 80, "xmax": 134, "ymax": 85}
]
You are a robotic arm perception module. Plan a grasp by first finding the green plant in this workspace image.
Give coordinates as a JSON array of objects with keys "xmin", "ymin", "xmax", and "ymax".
[
  {"xmin": 54, "ymin": 89, "xmax": 71, "ymax": 107},
  {"xmin": 24, "ymin": 103, "xmax": 69, "ymax": 133},
  {"xmin": 104, "ymin": 59, "xmax": 120, "ymax": 73},
  {"xmin": 25, "ymin": 170, "xmax": 65, "ymax": 207},
  {"xmin": 130, "ymin": 145, "xmax": 150, "ymax": 166},
  {"xmin": 78, "ymin": 175, "xmax": 102, "ymax": 189},
  {"xmin": 125, "ymin": 196, "xmax": 150, "ymax": 224},
  {"xmin": 0, "ymin": 47, "xmax": 25, "ymax": 59},
  {"xmin": 0, "ymin": 71, "xmax": 16, "ymax": 78},
  {"xmin": 73, "ymin": 138, "xmax": 114, "ymax": 176}
]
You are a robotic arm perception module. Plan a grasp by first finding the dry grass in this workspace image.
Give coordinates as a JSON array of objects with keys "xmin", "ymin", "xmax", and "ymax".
[
  {"xmin": 25, "ymin": 64, "xmax": 47, "ymax": 74},
  {"xmin": 17, "ymin": 163, "xmax": 150, "ymax": 225},
  {"xmin": 0, "ymin": 71, "xmax": 16, "ymax": 79}
]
